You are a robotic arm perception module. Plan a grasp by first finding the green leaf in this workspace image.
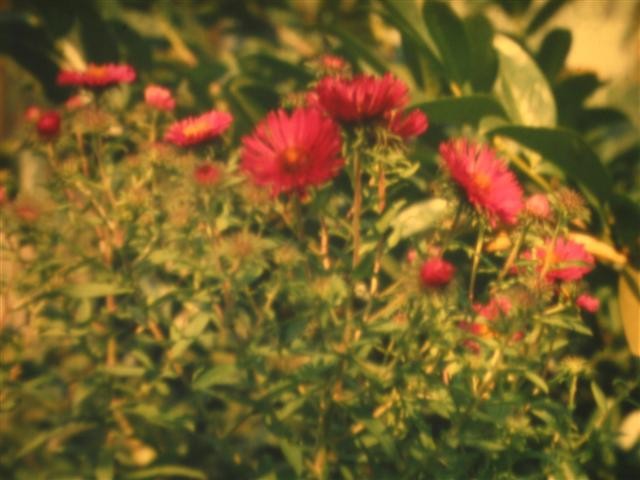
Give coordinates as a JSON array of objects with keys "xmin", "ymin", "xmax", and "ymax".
[
  {"xmin": 536, "ymin": 28, "xmax": 572, "ymax": 81},
  {"xmin": 326, "ymin": 24, "xmax": 389, "ymax": 74},
  {"xmin": 126, "ymin": 465, "xmax": 207, "ymax": 479},
  {"xmin": 192, "ymin": 364, "xmax": 240, "ymax": 390},
  {"xmin": 488, "ymin": 125, "xmax": 612, "ymax": 201},
  {"xmin": 415, "ymin": 95, "xmax": 507, "ymax": 126},
  {"xmin": 63, "ymin": 282, "xmax": 133, "ymax": 298},
  {"xmin": 526, "ymin": 0, "xmax": 570, "ymax": 35},
  {"xmin": 493, "ymin": 34, "xmax": 556, "ymax": 127},
  {"xmin": 279, "ymin": 439, "xmax": 304, "ymax": 475},
  {"xmin": 423, "ymin": 1, "xmax": 470, "ymax": 86},
  {"xmin": 591, "ymin": 381, "xmax": 607, "ymax": 412},
  {"xmin": 101, "ymin": 366, "xmax": 146, "ymax": 377},
  {"xmin": 464, "ymin": 14, "xmax": 498, "ymax": 92},
  {"xmin": 388, "ymin": 198, "xmax": 450, "ymax": 247},
  {"xmin": 524, "ymin": 372, "xmax": 549, "ymax": 393}
]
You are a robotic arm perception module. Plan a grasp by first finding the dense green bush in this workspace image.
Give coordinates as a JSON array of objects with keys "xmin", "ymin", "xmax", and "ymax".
[{"xmin": 1, "ymin": 1, "xmax": 639, "ymax": 478}]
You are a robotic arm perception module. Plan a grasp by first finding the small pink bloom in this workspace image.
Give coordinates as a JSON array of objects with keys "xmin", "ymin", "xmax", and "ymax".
[
  {"xmin": 194, "ymin": 163, "xmax": 221, "ymax": 186},
  {"xmin": 576, "ymin": 293, "xmax": 599, "ymax": 313},
  {"xmin": 439, "ymin": 139, "xmax": 524, "ymax": 226},
  {"xmin": 419, "ymin": 257, "xmax": 455, "ymax": 288},
  {"xmin": 525, "ymin": 194, "xmax": 551, "ymax": 220},
  {"xmin": 36, "ymin": 111, "xmax": 61, "ymax": 138},
  {"xmin": 145, "ymin": 84, "xmax": 175, "ymax": 111},
  {"xmin": 462, "ymin": 339, "xmax": 481, "ymax": 354},
  {"xmin": 320, "ymin": 54, "xmax": 348, "ymax": 72},
  {"xmin": 24, "ymin": 106, "xmax": 42, "ymax": 123},
  {"xmin": 164, "ymin": 110, "xmax": 233, "ymax": 147},
  {"xmin": 387, "ymin": 109, "xmax": 428, "ymax": 139},
  {"xmin": 0, "ymin": 185, "xmax": 7, "ymax": 206},
  {"xmin": 65, "ymin": 93, "xmax": 91, "ymax": 110},
  {"xmin": 57, "ymin": 63, "xmax": 136, "ymax": 88},
  {"xmin": 406, "ymin": 248, "xmax": 418, "ymax": 265},
  {"xmin": 511, "ymin": 331, "xmax": 525, "ymax": 342}
]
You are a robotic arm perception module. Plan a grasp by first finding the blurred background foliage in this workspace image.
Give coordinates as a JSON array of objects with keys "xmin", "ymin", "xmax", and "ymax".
[{"xmin": 1, "ymin": 0, "xmax": 639, "ymax": 477}]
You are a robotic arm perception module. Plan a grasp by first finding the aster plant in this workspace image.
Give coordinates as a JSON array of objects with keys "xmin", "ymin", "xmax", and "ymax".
[{"xmin": 1, "ymin": 1, "xmax": 638, "ymax": 479}]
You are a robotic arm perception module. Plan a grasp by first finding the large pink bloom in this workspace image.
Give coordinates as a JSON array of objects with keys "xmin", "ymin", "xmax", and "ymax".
[
  {"xmin": 241, "ymin": 108, "xmax": 344, "ymax": 195},
  {"xmin": 314, "ymin": 73, "xmax": 409, "ymax": 123},
  {"xmin": 440, "ymin": 139, "xmax": 524, "ymax": 226},
  {"xmin": 57, "ymin": 63, "xmax": 136, "ymax": 88},
  {"xmin": 529, "ymin": 237, "xmax": 595, "ymax": 282},
  {"xmin": 164, "ymin": 111, "xmax": 233, "ymax": 147}
]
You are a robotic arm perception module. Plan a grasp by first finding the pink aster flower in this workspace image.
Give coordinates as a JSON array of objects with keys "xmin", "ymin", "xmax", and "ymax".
[
  {"xmin": 576, "ymin": 293, "xmax": 599, "ymax": 313},
  {"xmin": 314, "ymin": 73, "xmax": 409, "ymax": 123},
  {"xmin": 241, "ymin": 108, "xmax": 344, "ymax": 195},
  {"xmin": 525, "ymin": 193, "xmax": 551, "ymax": 220},
  {"xmin": 194, "ymin": 163, "xmax": 221, "ymax": 186},
  {"xmin": 530, "ymin": 237, "xmax": 595, "ymax": 282},
  {"xmin": 164, "ymin": 110, "xmax": 233, "ymax": 147},
  {"xmin": 419, "ymin": 257, "xmax": 455, "ymax": 288},
  {"xmin": 57, "ymin": 63, "xmax": 136, "ymax": 88},
  {"xmin": 145, "ymin": 84, "xmax": 175, "ymax": 111},
  {"xmin": 439, "ymin": 139, "xmax": 524, "ymax": 226},
  {"xmin": 386, "ymin": 109, "xmax": 428, "ymax": 139}
]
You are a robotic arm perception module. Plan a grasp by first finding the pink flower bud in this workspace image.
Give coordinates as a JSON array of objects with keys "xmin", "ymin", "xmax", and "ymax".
[
  {"xmin": 36, "ymin": 111, "xmax": 61, "ymax": 138},
  {"xmin": 525, "ymin": 194, "xmax": 551, "ymax": 220},
  {"xmin": 145, "ymin": 84, "xmax": 175, "ymax": 111},
  {"xmin": 576, "ymin": 293, "xmax": 599, "ymax": 313}
]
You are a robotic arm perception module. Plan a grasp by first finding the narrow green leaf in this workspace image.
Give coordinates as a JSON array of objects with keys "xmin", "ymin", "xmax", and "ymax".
[
  {"xmin": 192, "ymin": 364, "xmax": 240, "ymax": 390},
  {"xmin": 279, "ymin": 439, "xmax": 304, "ymax": 475},
  {"xmin": 493, "ymin": 34, "xmax": 556, "ymax": 127},
  {"xmin": 591, "ymin": 381, "xmax": 608, "ymax": 411},
  {"xmin": 415, "ymin": 95, "xmax": 507, "ymax": 126},
  {"xmin": 101, "ymin": 366, "xmax": 146, "ymax": 377},
  {"xmin": 488, "ymin": 125, "xmax": 612, "ymax": 201},
  {"xmin": 126, "ymin": 465, "xmax": 207, "ymax": 479},
  {"xmin": 525, "ymin": 372, "xmax": 549, "ymax": 393},
  {"xmin": 423, "ymin": 1, "xmax": 470, "ymax": 85},
  {"xmin": 63, "ymin": 282, "xmax": 132, "ymax": 298}
]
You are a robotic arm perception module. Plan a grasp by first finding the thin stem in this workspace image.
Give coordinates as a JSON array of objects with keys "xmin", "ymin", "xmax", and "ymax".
[
  {"xmin": 468, "ymin": 223, "xmax": 486, "ymax": 302},
  {"xmin": 376, "ymin": 160, "xmax": 385, "ymax": 214},
  {"xmin": 352, "ymin": 149, "xmax": 362, "ymax": 268},
  {"xmin": 498, "ymin": 225, "xmax": 528, "ymax": 280},
  {"xmin": 320, "ymin": 218, "xmax": 331, "ymax": 270}
]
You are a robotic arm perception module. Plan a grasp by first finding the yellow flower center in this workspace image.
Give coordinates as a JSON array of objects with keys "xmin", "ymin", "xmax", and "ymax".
[
  {"xmin": 280, "ymin": 147, "xmax": 307, "ymax": 172},
  {"xmin": 472, "ymin": 172, "xmax": 491, "ymax": 190},
  {"xmin": 86, "ymin": 66, "xmax": 108, "ymax": 79},
  {"xmin": 183, "ymin": 120, "xmax": 211, "ymax": 138}
]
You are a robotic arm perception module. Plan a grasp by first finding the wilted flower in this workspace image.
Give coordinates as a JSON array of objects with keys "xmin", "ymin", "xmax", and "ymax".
[
  {"xmin": 315, "ymin": 73, "xmax": 408, "ymax": 123},
  {"xmin": 439, "ymin": 139, "xmax": 524, "ymax": 226},
  {"xmin": 419, "ymin": 257, "xmax": 455, "ymax": 288},
  {"xmin": 36, "ymin": 111, "xmax": 61, "ymax": 139},
  {"xmin": 525, "ymin": 193, "xmax": 551, "ymax": 220},
  {"xmin": 193, "ymin": 163, "xmax": 221, "ymax": 186},
  {"xmin": 57, "ymin": 63, "xmax": 136, "ymax": 88},
  {"xmin": 145, "ymin": 84, "xmax": 175, "ymax": 111},
  {"xmin": 530, "ymin": 237, "xmax": 595, "ymax": 282},
  {"xmin": 241, "ymin": 107, "xmax": 344, "ymax": 195},
  {"xmin": 386, "ymin": 109, "xmax": 429, "ymax": 139},
  {"xmin": 473, "ymin": 295, "xmax": 512, "ymax": 321},
  {"xmin": 164, "ymin": 110, "xmax": 233, "ymax": 147},
  {"xmin": 576, "ymin": 293, "xmax": 599, "ymax": 313}
]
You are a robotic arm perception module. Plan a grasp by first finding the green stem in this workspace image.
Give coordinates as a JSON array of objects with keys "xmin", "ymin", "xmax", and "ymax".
[
  {"xmin": 468, "ymin": 223, "xmax": 486, "ymax": 302},
  {"xmin": 498, "ymin": 225, "xmax": 528, "ymax": 280},
  {"xmin": 352, "ymin": 148, "xmax": 362, "ymax": 268}
]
